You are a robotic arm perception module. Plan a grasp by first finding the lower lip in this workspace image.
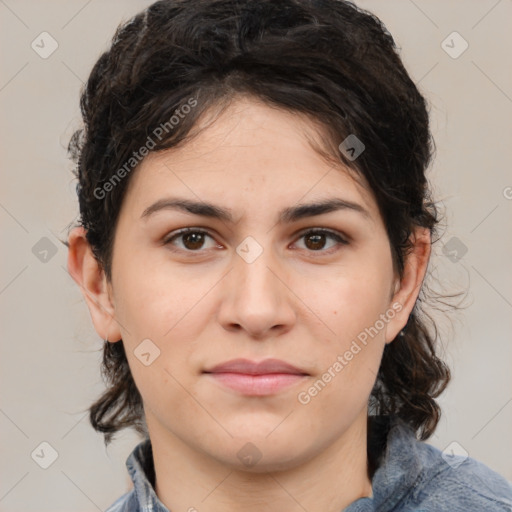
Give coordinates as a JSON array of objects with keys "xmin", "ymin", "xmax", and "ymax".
[{"xmin": 205, "ymin": 372, "xmax": 307, "ymax": 396}]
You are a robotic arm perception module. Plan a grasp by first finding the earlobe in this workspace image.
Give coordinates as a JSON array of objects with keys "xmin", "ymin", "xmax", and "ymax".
[
  {"xmin": 66, "ymin": 226, "xmax": 122, "ymax": 343},
  {"xmin": 385, "ymin": 226, "xmax": 431, "ymax": 343}
]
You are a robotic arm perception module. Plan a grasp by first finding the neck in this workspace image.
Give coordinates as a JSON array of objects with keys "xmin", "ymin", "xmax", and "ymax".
[{"xmin": 149, "ymin": 409, "xmax": 373, "ymax": 512}]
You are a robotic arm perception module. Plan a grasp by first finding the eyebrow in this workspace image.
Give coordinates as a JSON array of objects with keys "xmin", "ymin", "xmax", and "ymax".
[{"xmin": 140, "ymin": 196, "xmax": 372, "ymax": 224}]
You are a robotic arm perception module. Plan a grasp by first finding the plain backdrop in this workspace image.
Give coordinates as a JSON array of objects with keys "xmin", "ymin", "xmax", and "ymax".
[{"xmin": 1, "ymin": 0, "xmax": 511, "ymax": 510}]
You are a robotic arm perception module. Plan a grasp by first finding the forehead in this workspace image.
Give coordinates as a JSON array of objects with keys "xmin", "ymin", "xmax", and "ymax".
[{"xmin": 122, "ymin": 96, "xmax": 380, "ymax": 224}]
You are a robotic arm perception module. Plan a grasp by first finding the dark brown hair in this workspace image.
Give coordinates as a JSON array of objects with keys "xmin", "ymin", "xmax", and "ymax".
[{"xmin": 65, "ymin": 0, "xmax": 453, "ymax": 446}]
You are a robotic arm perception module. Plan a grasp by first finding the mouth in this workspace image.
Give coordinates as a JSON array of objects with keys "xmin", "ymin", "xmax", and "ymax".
[{"xmin": 202, "ymin": 358, "xmax": 309, "ymax": 396}]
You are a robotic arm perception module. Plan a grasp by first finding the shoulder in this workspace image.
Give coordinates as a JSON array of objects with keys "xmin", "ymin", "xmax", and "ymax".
[
  {"xmin": 407, "ymin": 438, "xmax": 512, "ymax": 511},
  {"xmin": 104, "ymin": 490, "xmax": 138, "ymax": 512},
  {"xmin": 368, "ymin": 416, "xmax": 512, "ymax": 511}
]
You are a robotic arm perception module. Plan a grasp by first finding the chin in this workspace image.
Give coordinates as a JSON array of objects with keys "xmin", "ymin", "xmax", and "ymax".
[
  {"xmin": 225, "ymin": 452, "xmax": 306, "ymax": 474},
  {"xmin": 213, "ymin": 435, "xmax": 314, "ymax": 474}
]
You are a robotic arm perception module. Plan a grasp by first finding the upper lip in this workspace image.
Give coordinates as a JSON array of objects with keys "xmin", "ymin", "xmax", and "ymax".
[{"xmin": 203, "ymin": 358, "xmax": 308, "ymax": 375}]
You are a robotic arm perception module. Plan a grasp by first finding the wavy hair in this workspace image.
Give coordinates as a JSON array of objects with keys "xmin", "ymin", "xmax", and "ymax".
[{"xmin": 65, "ymin": 0, "xmax": 454, "ymax": 446}]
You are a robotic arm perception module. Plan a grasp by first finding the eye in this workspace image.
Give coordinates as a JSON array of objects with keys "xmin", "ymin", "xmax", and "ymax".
[
  {"xmin": 293, "ymin": 229, "xmax": 348, "ymax": 253},
  {"xmin": 163, "ymin": 228, "xmax": 220, "ymax": 252},
  {"xmin": 163, "ymin": 227, "xmax": 349, "ymax": 255}
]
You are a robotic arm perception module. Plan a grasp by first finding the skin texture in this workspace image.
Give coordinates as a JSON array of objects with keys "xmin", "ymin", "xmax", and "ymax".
[{"xmin": 67, "ymin": 96, "xmax": 431, "ymax": 512}]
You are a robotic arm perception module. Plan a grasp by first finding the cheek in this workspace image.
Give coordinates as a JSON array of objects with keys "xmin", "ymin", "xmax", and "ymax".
[
  {"xmin": 114, "ymin": 253, "xmax": 207, "ymax": 340},
  {"xmin": 306, "ymin": 260, "xmax": 392, "ymax": 341},
  {"xmin": 299, "ymin": 261, "xmax": 391, "ymax": 394},
  {"xmin": 112, "ymin": 259, "xmax": 213, "ymax": 389},
  {"xmin": 298, "ymin": 302, "xmax": 387, "ymax": 423}
]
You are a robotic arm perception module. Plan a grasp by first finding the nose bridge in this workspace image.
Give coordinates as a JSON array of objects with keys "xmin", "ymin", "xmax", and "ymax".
[{"xmin": 233, "ymin": 233, "xmax": 281, "ymax": 303}]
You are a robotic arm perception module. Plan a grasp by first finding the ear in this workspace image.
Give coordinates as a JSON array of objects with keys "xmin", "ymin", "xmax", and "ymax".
[
  {"xmin": 385, "ymin": 226, "xmax": 431, "ymax": 343},
  {"xmin": 66, "ymin": 226, "xmax": 122, "ymax": 343}
]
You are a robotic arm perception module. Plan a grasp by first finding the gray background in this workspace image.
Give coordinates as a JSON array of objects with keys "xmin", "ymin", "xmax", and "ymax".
[{"xmin": 1, "ymin": 0, "xmax": 511, "ymax": 510}]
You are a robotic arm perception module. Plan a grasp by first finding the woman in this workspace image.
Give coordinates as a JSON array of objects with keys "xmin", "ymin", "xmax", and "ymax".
[{"xmin": 65, "ymin": 0, "xmax": 512, "ymax": 510}]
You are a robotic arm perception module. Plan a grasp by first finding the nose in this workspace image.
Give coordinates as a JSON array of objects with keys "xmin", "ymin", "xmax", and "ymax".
[{"xmin": 216, "ymin": 241, "xmax": 296, "ymax": 339}]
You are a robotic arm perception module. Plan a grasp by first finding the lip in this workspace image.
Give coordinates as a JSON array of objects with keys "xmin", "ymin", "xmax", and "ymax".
[
  {"xmin": 204, "ymin": 358, "xmax": 308, "ymax": 375},
  {"xmin": 203, "ymin": 358, "xmax": 309, "ymax": 396}
]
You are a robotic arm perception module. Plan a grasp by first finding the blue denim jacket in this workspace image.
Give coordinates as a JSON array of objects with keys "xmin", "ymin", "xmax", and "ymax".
[{"xmin": 105, "ymin": 415, "xmax": 512, "ymax": 511}]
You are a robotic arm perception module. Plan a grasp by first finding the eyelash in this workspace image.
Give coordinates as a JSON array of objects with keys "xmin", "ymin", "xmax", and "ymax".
[{"xmin": 163, "ymin": 227, "xmax": 349, "ymax": 256}]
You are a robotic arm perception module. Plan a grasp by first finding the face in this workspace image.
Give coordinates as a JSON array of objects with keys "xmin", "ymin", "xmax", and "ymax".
[{"xmin": 71, "ymin": 96, "xmax": 427, "ymax": 472}]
